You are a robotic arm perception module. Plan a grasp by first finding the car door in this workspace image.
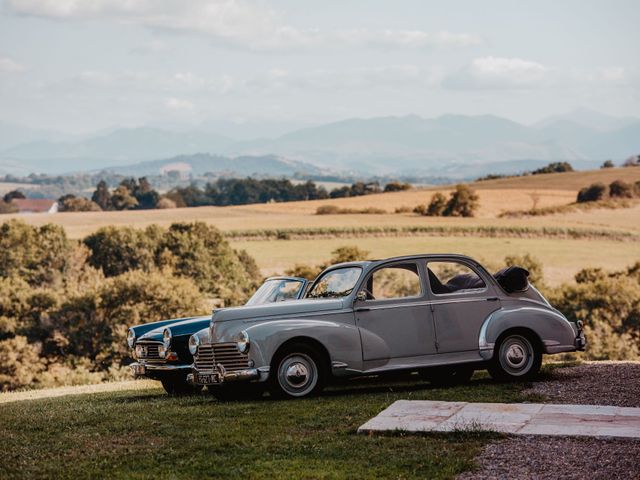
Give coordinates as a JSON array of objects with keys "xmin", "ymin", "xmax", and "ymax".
[
  {"xmin": 426, "ymin": 259, "xmax": 501, "ymax": 353},
  {"xmin": 355, "ymin": 261, "xmax": 438, "ymax": 361}
]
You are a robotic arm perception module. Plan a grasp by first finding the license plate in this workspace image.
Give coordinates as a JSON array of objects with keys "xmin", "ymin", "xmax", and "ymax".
[
  {"xmin": 132, "ymin": 364, "xmax": 145, "ymax": 375},
  {"xmin": 195, "ymin": 373, "xmax": 220, "ymax": 384}
]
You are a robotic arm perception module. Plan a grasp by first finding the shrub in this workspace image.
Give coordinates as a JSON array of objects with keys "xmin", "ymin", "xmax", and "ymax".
[
  {"xmin": 532, "ymin": 162, "xmax": 574, "ymax": 175},
  {"xmin": 58, "ymin": 195, "xmax": 101, "ymax": 212},
  {"xmin": 601, "ymin": 160, "xmax": 615, "ymax": 168},
  {"xmin": 156, "ymin": 197, "xmax": 177, "ymax": 209},
  {"xmin": 443, "ymin": 184, "xmax": 479, "ymax": 217},
  {"xmin": 330, "ymin": 246, "xmax": 369, "ymax": 263},
  {"xmin": 383, "ymin": 182, "xmax": 411, "ymax": 192},
  {"xmin": 576, "ymin": 183, "xmax": 607, "ymax": 203},
  {"xmin": 0, "ymin": 336, "xmax": 45, "ymax": 391},
  {"xmin": 623, "ymin": 155, "xmax": 639, "ymax": 167},
  {"xmin": 285, "ymin": 263, "xmax": 323, "ymax": 280},
  {"xmin": 0, "ymin": 200, "xmax": 18, "ymax": 214},
  {"xmin": 84, "ymin": 226, "xmax": 159, "ymax": 277},
  {"xmin": 0, "ymin": 220, "xmax": 73, "ymax": 286},
  {"xmin": 316, "ymin": 205, "xmax": 341, "ymax": 215},
  {"xmin": 609, "ymin": 180, "xmax": 634, "ymax": 198},
  {"xmin": 412, "ymin": 204, "xmax": 427, "ymax": 215},
  {"xmin": 394, "ymin": 205, "xmax": 412, "ymax": 213},
  {"xmin": 426, "ymin": 192, "xmax": 448, "ymax": 216}
]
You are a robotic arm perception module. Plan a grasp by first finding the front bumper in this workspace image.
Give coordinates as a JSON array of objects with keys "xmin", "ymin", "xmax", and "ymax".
[
  {"xmin": 130, "ymin": 362, "xmax": 191, "ymax": 378},
  {"xmin": 187, "ymin": 365, "xmax": 269, "ymax": 385}
]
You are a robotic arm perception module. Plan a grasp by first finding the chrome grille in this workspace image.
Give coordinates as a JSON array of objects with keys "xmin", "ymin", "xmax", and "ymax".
[
  {"xmin": 194, "ymin": 343, "xmax": 249, "ymax": 372},
  {"xmin": 136, "ymin": 341, "xmax": 162, "ymax": 361}
]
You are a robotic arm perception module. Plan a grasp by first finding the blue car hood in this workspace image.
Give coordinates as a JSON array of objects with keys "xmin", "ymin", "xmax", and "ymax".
[{"xmin": 137, "ymin": 315, "xmax": 210, "ymax": 342}]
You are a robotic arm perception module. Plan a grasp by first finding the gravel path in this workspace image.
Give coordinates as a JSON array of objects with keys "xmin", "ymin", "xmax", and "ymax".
[{"xmin": 459, "ymin": 362, "xmax": 640, "ymax": 480}]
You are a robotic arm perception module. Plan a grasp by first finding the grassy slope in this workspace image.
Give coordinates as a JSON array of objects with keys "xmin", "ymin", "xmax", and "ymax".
[{"xmin": 0, "ymin": 376, "xmax": 528, "ymax": 480}]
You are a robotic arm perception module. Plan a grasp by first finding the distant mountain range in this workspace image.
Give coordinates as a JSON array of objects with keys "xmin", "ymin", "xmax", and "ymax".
[{"xmin": 0, "ymin": 109, "xmax": 638, "ymax": 179}]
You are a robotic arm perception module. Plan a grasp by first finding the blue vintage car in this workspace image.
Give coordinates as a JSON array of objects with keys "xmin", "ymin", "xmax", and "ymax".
[{"xmin": 127, "ymin": 276, "xmax": 308, "ymax": 394}]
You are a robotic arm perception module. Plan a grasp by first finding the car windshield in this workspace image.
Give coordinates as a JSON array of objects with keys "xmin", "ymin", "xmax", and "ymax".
[
  {"xmin": 246, "ymin": 278, "xmax": 305, "ymax": 306},
  {"xmin": 307, "ymin": 267, "xmax": 362, "ymax": 299}
]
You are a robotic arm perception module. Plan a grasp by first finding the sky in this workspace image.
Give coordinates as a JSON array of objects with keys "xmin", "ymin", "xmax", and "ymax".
[{"xmin": 0, "ymin": 0, "xmax": 638, "ymax": 136}]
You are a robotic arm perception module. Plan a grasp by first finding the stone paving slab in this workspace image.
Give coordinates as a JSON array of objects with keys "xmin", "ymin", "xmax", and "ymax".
[{"xmin": 358, "ymin": 400, "xmax": 640, "ymax": 439}]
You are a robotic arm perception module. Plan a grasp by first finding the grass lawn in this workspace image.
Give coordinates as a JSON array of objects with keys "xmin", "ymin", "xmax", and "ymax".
[
  {"xmin": 233, "ymin": 236, "xmax": 640, "ymax": 286},
  {"xmin": 0, "ymin": 375, "xmax": 532, "ymax": 479}
]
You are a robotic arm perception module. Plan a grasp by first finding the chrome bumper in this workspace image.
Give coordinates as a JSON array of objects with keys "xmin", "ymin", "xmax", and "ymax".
[
  {"xmin": 130, "ymin": 362, "xmax": 191, "ymax": 377},
  {"xmin": 187, "ymin": 366, "xmax": 269, "ymax": 385}
]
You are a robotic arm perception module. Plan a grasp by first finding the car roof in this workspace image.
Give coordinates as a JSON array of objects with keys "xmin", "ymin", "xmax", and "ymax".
[{"xmin": 329, "ymin": 253, "xmax": 480, "ymax": 270}]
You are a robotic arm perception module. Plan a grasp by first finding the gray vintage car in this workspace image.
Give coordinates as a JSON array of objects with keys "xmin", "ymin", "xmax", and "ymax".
[{"xmin": 188, "ymin": 254, "xmax": 586, "ymax": 399}]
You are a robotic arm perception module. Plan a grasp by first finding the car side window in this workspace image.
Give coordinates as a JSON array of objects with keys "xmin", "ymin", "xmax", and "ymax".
[
  {"xmin": 426, "ymin": 261, "xmax": 486, "ymax": 295},
  {"xmin": 366, "ymin": 263, "xmax": 422, "ymax": 300}
]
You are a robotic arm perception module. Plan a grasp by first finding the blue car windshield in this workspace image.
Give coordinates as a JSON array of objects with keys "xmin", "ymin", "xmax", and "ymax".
[
  {"xmin": 246, "ymin": 278, "xmax": 305, "ymax": 306},
  {"xmin": 307, "ymin": 267, "xmax": 362, "ymax": 299}
]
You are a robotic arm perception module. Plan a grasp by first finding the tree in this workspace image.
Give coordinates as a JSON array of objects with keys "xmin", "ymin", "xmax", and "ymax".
[
  {"xmin": 623, "ymin": 155, "xmax": 639, "ymax": 167},
  {"xmin": 576, "ymin": 183, "xmax": 607, "ymax": 203},
  {"xmin": 156, "ymin": 197, "xmax": 177, "ymax": 209},
  {"xmin": 58, "ymin": 195, "xmax": 101, "ymax": 212},
  {"xmin": 330, "ymin": 246, "xmax": 369, "ymax": 263},
  {"xmin": 426, "ymin": 192, "xmax": 448, "ymax": 216},
  {"xmin": 384, "ymin": 182, "xmax": 411, "ymax": 192},
  {"xmin": 532, "ymin": 162, "xmax": 574, "ymax": 175},
  {"xmin": 443, "ymin": 184, "xmax": 479, "ymax": 217},
  {"xmin": 2, "ymin": 190, "xmax": 25, "ymax": 203},
  {"xmin": 609, "ymin": 180, "xmax": 634, "ymax": 198},
  {"xmin": 91, "ymin": 180, "xmax": 112, "ymax": 210},
  {"xmin": 110, "ymin": 185, "xmax": 138, "ymax": 210},
  {"xmin": 601, "ymin": 160, "xmax": 614, "ymax": 169}
]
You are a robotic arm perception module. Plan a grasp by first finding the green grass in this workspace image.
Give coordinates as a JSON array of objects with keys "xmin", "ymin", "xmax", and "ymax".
[{"xmin": 0, "ymin": 375, "xmax": 530, "ymax": 479}]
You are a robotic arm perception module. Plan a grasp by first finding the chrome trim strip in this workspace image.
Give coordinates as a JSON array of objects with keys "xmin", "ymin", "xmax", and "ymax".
[
  {"xmin": 357, "ymin": 297, "xmax": 498, "ymax": 312},
  {"xmin": 130, "ymin": 362, "xmax": 190, "ymax": 372}
]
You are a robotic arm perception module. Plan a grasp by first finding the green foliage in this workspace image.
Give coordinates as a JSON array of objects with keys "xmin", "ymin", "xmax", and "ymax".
[
  {"xmin": 91, "ymin": 180, "xmax": 111, "ymax": 210},
  {"xmin": 383, "ymin": 181, "xmax": 411, "ymax": 192},
  {"xmin": 330, "ymin": 246, "xmax": 370, "ymax": 263},
  {"xmin": 576, "ymin": 182, "xmax": 607, "ymax": 203},
  {"xmin": 0, "ymin": 220, "xmax": 73, "ymax": 286},
  {"xmin": 532, "ymin": 161, "xmax": 574, "ymax": 174},
  {"xmin": 601, "ymin": 160, "xmax": 614, "ymax": 168},
  {"xmin": 2, "ymin": 190, "xmax": 25, "ymax": 202},
  {"xmin": 110, "ymin": 185, "xmax": 138, "ymax": 210},
  {"xmin": 58, "ymin": 195, "xmax": 101, "ymax": 212},
  {"xmin": 0, "ymin": 336, "xmax": 44, "ymax": 391}
]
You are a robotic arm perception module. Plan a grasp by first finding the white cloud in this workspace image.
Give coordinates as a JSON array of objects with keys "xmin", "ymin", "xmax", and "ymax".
[
  {"xmin": 445, "ymin": 56, "xmax": 548, "ymax": 90},
  {"xmin": 165, "ymin": 97, "xmax": 194, "ymax": 111},
  {"xmin": 0, "ymin": 56, "xmax": 25, "ymax": 73},
  {"xmin": 7, "ymin": 0, "xmax": 480, "ymax": 51}
]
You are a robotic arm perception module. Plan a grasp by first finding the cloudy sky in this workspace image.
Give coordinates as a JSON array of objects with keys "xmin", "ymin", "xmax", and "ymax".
[{"xmin": 0, "ymin": 0, "xmax": 638, "ymax": 136}]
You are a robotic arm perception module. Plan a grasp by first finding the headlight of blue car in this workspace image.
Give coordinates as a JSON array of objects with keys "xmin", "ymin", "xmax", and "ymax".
[
  {"xmin": 163, "ymin": 328, "xmax": 172, "ymax": 348},
  {"xmin": 188, "ymin": 334, "xmax": 200, "ymax": 355},
  {"xmin": 127, "ymin": 328, "xmax": 136, "ymax": 348}
]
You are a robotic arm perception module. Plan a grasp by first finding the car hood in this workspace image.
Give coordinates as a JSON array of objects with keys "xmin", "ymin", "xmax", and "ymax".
[
  {"xmin": 137, "ymin": 316, "xmax": 211, "ymax": 342},
  {"xmin": 213, "ymin": 298, "xmax": 346, "ymax": 323}
]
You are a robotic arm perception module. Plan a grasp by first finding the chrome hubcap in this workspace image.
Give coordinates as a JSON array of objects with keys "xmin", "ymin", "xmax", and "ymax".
[
  {"xmin": 285, "ymin": 363, "xmax": 309, "ymax": 386},
  {"xmin": 277, "ymin": 353, "xmax": 317, "ymax": 397},
  {"xmin": 499, "ymin": 335, "xmax": 533, "ymax": 376}
]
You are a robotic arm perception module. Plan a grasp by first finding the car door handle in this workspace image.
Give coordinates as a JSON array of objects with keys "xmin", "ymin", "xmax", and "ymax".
[{"xmin": 486, "ymin": 297, "xmax": 498, "ymax": 302}]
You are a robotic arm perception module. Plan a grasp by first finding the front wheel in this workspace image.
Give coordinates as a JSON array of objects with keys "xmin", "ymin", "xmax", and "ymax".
[
  {"xmin": 269, "ymin": 343, "xmax": 327, "ymax": 399},
  {"xmin": 488, "ymin": 332, "xmax": 542, "ymax": 381}
]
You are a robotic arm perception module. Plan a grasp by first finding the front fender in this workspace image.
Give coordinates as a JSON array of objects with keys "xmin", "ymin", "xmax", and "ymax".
[
  {"xmin": 215, "ymin": 316, "xmax": 362, "ymax": 374},
  {"xmin": 478, "ymin": 305, "xmax": 577, "ymax": 360}
]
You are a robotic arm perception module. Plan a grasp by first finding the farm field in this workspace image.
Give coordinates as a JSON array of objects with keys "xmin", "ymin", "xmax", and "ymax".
[{"xmin": 232, "ymin": 235, "xmax": 639, "ymax": 286}]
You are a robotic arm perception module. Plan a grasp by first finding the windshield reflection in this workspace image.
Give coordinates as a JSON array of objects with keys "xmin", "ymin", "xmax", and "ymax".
[
  {"xmin": 246, "ymin": 278, "xmax": 305, "ymax": 306},
  {"xmin": 307, "ymin": 267, "xmax": 362, "ymax": 299}
]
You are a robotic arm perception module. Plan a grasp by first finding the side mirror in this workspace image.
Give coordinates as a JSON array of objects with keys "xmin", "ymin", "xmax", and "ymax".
[{"xmin": 356, "ymin": 291, "xmax": 367, "ymax": 302}]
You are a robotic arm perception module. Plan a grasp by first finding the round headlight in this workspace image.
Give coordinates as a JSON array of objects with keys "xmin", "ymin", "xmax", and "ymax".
[
  {"xmin": 188, "ymin": 334, "xmax": 200, "ymax": 355},
  {"xmin": 127, "ymin": 328, "xmax": 136, "ymax": 348},
  {"xmin": 236, "ymin": 330, "xmax": 250, "ymax": 354},
  {"xmin": 163, "ymin": 328, "xmax": 172, "ymax": 348}
]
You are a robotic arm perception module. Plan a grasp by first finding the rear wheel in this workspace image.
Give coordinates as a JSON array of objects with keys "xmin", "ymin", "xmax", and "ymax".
[
  {"xmin": 161, "ymin": 375, "xmax": 202, "ymax": 395},
  {"xmin": 488, "ymin": 332, "xmax": 542, "ymax": 381},
  {"xmin": 269, "ymin": 342, "xmax": 327, "ymax": 399},
  {"xmin": 420, "ymin": 365, "xmax": 474, "ymax": 386}
]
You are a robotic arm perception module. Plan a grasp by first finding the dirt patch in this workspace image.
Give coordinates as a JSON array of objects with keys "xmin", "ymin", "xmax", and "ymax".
[
  {"xmin": 525, "ymin": 361, "xmax": 640, "ymax": 408},
  {"xmin": 459, "ymin": 362, "xmax": 640, "ymax": 479}
]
